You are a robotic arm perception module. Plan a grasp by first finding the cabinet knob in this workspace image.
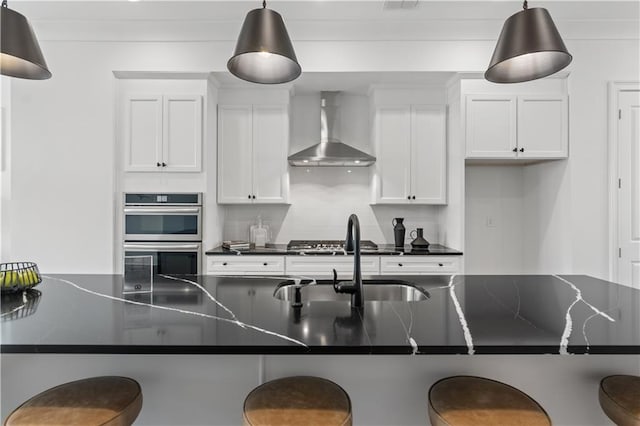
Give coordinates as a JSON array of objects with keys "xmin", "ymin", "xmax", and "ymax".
[
  {"xmin": 156, "ymin": 162, "xmax": 161, "ymax": 167},
  {"xmin": 512, "ymin": 147, "xmax": 518, "ymax": 153},
  {"xmin": 248, "ymin": 195, "xmax": 251, "ymax": 199},
  {"xmin": 398, "ymin": 263, "xmax": 403, "ymax": 267},
  {"xmin": 438, "ymin": 263, "xmax": 444, "ymax": 267},
  {"xmin": 263, "ymin": 262, "xmax": 268, "ymax": 266},
  {"xmin": 252, "ymin": 195, "xmax": 256, "ymax": 199},
  {"xmin": 407, "ymin": 196, "xmax": 411, "ymax": 200},
  {"xmin": 412, "ymin": 195, "xmax": 416, "ymax": 200},
  {"xmin": 162, "ymin": 162, "xmax": 167, "ymax": 167},
  {"xmin": 222, "ymin": 262, "xmax": 228, "ymax": 266},
  {"xmin": 519, "ymin": 148, "xmax": 524, "ymax": 153}
]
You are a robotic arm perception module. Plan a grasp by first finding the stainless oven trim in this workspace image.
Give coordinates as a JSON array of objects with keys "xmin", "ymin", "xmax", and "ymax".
[
  {"xmin": 124, "ymin": 207, "xmax": 201, "ymax": 215},
  {"xmin": 123, "ymin": 193, "xmax": 202, "ymax": 206},
  {"xmin": 123, "ymin": 242, "xmax": 202, "ymax": 275},
  {"xmin": 123, "ymin": 206, "xmax": 202, "ymax": 242}
]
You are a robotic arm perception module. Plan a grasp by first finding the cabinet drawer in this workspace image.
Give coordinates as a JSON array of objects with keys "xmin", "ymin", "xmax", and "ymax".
[
  {"xmin": 207, "ymin": 255, "xmax": 285, "ymax": 275},
  {"xmin": 285, "ymin": 256, "xmax": 380, "ymax": 277},
  {"xmin": 380, "ymin": 256, "xmax": 460, "ymax": 274}
]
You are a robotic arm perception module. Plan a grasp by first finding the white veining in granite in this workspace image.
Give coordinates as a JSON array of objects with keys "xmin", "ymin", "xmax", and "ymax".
[
  {"xmin": 553, "ymin": 275, "xmax": 615, "ymax": 354},
  {"xmin": 389, "ymin": 302, "xmax": 418, "ymax": 354},
  {"xmin": 160, "ymin": 274, "xmax": 241, "ymax": 324},
  {"xmin": 445, "ymin": 274, "xmax": 475, "ymax": 354},
  {"xmin": 45, "ymin": 275, "xmax": 308, "ymax": 348}
]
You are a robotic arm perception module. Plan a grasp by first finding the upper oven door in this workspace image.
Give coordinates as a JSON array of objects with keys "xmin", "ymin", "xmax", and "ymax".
[{"xmin": 124, "ymin": 206, "xmax": 202, "ymax": 241}]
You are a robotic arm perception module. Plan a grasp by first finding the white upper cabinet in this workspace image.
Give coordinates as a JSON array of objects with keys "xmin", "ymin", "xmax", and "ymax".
[
  {"xmin": 373, "ymin": 104, "xmax": 447, "ymax": 204},
  {"xmin": 375, "ymin": 105, "xmax": 411, "ymax": 203},
  {"xmin": 517, "ymin": 95, "xmax": 568, "ymax": 158},
  {"xmin": 124, "ymin": 93, "xmax": 202, "ymax": 172},
  {"xmin": 465, "ymin": 95, "xmax": 517, "ymax": 158},
  {"xmin": 218, "ymin": 104, "xmax": 289, "ymax": 204},
  {"xmin": 465, "ymin": 94, "xmax": 568, "ymax": 160},
  {"xmin": 218, "ymin": 105, "xmax": 253, "ymax": 203}
]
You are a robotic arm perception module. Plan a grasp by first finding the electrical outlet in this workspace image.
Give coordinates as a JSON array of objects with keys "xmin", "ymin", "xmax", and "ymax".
[{"xmin": 486, "ymin": 216, "xmax": 496, "ymax": 228}]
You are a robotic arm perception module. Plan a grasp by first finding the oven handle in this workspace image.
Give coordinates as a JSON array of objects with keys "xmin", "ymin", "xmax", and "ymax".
[
  {"xmin": 124, "ymin": 207, "xmax": 201, "ymax": 215},
  {"xmin": 124, "ymin": 243, "xmax": 201, "ymax": 251}
]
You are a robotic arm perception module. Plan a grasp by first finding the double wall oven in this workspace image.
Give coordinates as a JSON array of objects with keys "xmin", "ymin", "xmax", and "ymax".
[{"xmin": 123, "ymin": 193, "xmax": 202, "ymax": 275}]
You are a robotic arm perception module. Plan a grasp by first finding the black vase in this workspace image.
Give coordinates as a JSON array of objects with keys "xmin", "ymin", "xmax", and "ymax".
[{"xmin": 392, "ymin": 218, "xmax": 405, "ymax": 248}]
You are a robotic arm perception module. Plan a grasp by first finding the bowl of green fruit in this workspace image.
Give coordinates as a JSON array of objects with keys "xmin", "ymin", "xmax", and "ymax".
[{"xmin": 0, "ymin": 262, "xmax": 42, "ymax": 293}]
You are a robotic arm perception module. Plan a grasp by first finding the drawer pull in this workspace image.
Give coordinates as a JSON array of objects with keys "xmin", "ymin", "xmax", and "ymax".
[
  {"xmin": 398, "ymin": 263, "xmax": 403, "ymax": 267},
  {"xmin": 222, "ymin": 262, "xmax": 228, "ymax": 266},
  {"xmin": 263, "ymin": 262, "xmax": 268, "ymax": 266},
  {"xmin": 438, "ymin": 263, "xmax": 443, "ymax": 267}
]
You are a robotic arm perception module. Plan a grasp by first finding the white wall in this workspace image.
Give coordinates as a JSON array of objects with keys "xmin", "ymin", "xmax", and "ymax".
[
  {"xmin": 0, "ymin": 77, "xmax": 11, "ymax": 262},
  {"xmin": 465, "ymin": 165, "xmax": 525, "ymax": 274}
]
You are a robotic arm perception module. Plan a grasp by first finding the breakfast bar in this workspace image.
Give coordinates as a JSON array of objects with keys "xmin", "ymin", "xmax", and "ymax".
[{"xmin": 2, "ymin": 274, "xmax": 638, "ymax": 355}]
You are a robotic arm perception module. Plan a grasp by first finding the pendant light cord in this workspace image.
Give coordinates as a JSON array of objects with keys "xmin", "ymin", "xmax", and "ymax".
[
  {"xmin": 523, "ymin": 0, "xmax": 528, "ymax": 9},
  {"xmin": 263, "ymin": 0, "xmax": 266, "ymax": 8},
  {"xmin": 2, "ymin": 0, "xmax": 8, "ymax": 9}
]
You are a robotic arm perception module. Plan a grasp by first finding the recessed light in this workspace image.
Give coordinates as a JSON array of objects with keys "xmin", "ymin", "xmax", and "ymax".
[
  {"xmin": 354, "ymin": 160, "xmax": 361, "ymax": 164},
  {"xmin": 303, "ymin": 160, "xmax": 309, "ymax": 163},
  {"xmin": 347, "ymin": 170, "xmax": 352, "ymax": 173}
]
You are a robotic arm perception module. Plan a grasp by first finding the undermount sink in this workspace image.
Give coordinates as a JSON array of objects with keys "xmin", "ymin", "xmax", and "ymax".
[{"xmin": 273, "ymin": 279, "xmax": 430, "ymax": 303}]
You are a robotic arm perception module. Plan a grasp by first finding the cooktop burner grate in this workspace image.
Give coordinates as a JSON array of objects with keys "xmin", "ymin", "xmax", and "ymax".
[{"xmin": 287, "ymin": 240, "xmax": 378, "ymax": 251}]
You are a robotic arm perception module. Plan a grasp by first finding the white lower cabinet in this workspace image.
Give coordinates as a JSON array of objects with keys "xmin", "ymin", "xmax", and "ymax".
[
  {"xmin": 379, "ymin": 256, "xmax": 460, "ymax": 275},
  {"xmin": 206, "ymin": 256, "xmax": 285, "ymax": 276},
  {"xmin": 206, "ymin": 255, "xmax": 461, "ymax": 276},
  {"xmin": 285, "ymin": 256, "xmax": 381, "ymax": 278}
]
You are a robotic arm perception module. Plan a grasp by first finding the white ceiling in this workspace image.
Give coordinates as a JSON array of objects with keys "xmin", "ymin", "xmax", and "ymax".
[{"xmin": 11, "ymin": 1, "xmax": 640, "ymax": 22}]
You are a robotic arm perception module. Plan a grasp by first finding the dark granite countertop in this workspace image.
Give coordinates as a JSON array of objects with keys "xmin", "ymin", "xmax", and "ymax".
[
  {"xmin": 205, "ymin": 243, "xmax": 463, "ymax": 256},
  {"xmin": 1, "ymin": 274, "xmax": 637, "ymax": 355}
]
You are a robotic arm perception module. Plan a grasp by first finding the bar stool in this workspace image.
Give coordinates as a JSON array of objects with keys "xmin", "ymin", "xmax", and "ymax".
[
  {"xmin": 428, "ymin": 376, "xmax": 551, "ymax": 426},
  {"xmin": 243, "ymin": 376, "xmax": 352, "ymax": 426},
  {"xmin": 599, "ymin": 375, "xmax": 640, "ymax": 426},
  {"xmin": 4, "ymin": 376, "xmax": 142, "ymax": 426}
]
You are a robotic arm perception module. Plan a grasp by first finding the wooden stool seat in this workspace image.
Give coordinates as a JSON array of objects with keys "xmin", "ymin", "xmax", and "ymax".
[
  {"xmin": 599, "ymin": 375, "xmax": 640, "ymax": 426},
  {"xmin": 5, "ymin": 376, "xmax": 142, "ymax": 426},
  {"xmin": 243, "ymin": 376, "xmax": 352, "ymax": 426},
  {"xmin": 428, "ymin": 376, "xmax": 551, "ymax": 426}
]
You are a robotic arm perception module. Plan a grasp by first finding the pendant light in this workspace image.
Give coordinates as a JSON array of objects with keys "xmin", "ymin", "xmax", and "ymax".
[
  {"xmin": 485, "ymin": 0, "xmax": 571, "ymax": 84},
  {"xmin": 1, "ymin": 0, "xmax": 51, "ymax": 80},
  {"xmin": 227, "ymin": 0, "xmax": 301, "ymax": 84}
]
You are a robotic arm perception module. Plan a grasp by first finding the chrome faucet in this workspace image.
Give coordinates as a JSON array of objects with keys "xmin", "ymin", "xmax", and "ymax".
[{"xmin": 333, "ymin": 214, "xmax": 364, "ymax": 309}]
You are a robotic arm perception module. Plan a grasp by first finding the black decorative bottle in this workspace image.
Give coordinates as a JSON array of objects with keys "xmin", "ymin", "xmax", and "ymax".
[{"xmin": 392, "ymin": 218, "xmax": 406, "ymax": 248}]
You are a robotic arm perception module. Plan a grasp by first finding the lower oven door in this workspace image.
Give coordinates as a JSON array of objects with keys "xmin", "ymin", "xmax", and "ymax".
[{"xmin": 123, "ymin": 242, "xmax": 201, "ymax": 275}]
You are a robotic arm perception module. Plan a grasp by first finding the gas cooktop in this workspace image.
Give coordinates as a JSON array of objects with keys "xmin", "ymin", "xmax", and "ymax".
[{"xmin": 287, "ymin": 240, "xmax": 379, "ymax": 252}]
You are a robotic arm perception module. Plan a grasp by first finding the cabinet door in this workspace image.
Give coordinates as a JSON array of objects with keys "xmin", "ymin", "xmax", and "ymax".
[
  {"xmin": 285, "ymin": 256, "xmax": 380, "ymax": 278},
  {"xmin": 517, "ymin": 95, "xmax": 568, "ymax": 158},
  {"xmin": 206, "ymin": 255, "xmax": 285, "ymax": 275},
  {"xmin": 411, "ymin": 105, "xmax": 447, "ymax": 204},
  {"xmin": 252, "ymin": 105, "xmax": 289, "ymax": 204},
  {"xmin": 379, "ymin": 256, "xmax": 460, "ymax": 275},
  {"xmin": 124, "ymin": 94, "xmax": 162, "ymax": 172},
  {"xmin": 163, "ymin": 95, "xmax": 202, "ymax": 172},
  {"xmin": 465, "ymin": 95, "xmax": 517, "ymax": 158},
  {"xmin": 374, "ymin": 106, "xmax": 411, "ymax": 203},
  {"xmin": 218, "ymin": 105, "xmax": 254, "ymax": 204}
]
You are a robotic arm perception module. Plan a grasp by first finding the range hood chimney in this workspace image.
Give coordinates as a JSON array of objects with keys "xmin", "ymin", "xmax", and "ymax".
[{"xmin": 288, "ymin": 92, "xmax": 376, "ymax": 167}]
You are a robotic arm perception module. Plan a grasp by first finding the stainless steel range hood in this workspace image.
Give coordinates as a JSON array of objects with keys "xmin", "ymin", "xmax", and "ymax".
[{"xmin": 288, "ymin": 92, "xmax": 376, "ymax": 167}]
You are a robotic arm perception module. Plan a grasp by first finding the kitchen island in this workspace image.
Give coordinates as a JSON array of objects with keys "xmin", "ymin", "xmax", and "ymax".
[
  {"xmin": 2, "ymin": 274, "xmax": 639, "ymax": 426},
  {"xmin": 2, "ymin": 274, "xmax": 638, "ymax": 355}
]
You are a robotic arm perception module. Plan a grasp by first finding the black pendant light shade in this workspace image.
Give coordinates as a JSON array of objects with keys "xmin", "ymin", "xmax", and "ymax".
[
  {"xmin": 1, "ymin": 0, "xmax": 51, "ymax": 80},
  {"xmin": 227, "ymin": 4, "xmax": 301, "ymax": 84},
  {"xmin": 485, "ymin": 5, "xmax": 571, "ymax": 83}
]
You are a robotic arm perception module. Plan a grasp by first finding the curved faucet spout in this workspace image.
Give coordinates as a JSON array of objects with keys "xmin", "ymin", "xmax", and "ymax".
[{"xmin": 334, "ymin": 214, "xmax": 364, "ymax": 309}]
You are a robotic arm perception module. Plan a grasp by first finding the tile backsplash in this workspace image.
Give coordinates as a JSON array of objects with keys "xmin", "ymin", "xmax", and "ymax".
[{"xmin": 223, "ymin": 167, "xmax": 443, "ymax": 245}]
